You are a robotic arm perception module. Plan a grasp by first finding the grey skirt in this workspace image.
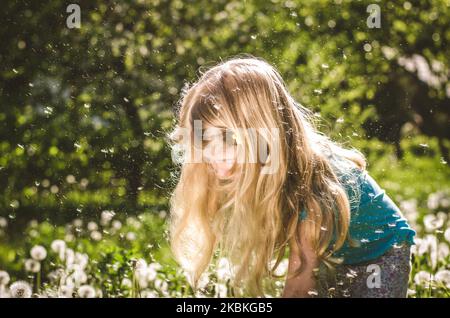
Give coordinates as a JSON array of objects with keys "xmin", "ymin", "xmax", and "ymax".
[{"xmin": 315, "ymin": 243, "xmax": 412, "ymax": 298}]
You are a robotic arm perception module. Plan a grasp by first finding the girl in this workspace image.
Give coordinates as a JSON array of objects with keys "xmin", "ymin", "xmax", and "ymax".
[{"xmin": 167, "ymin": 54, "xmax": 416, "ymax": 298}]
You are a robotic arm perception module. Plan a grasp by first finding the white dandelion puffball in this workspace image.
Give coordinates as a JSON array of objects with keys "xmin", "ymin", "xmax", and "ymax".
[
  {"xmin": 0, "ymin": 216, "xmax": 7, "ymax": 228},
  {"xmin": 9, "ymin": 281, "xmax": 32, "ymax": 298},
  {"xmin": 414, "ymin": 271, "xmax": 434, "ymax": 287},
  {"xmin": 87, "ymin": 221, "xmax": 98, "ymax": 231},
  {"xmin": 90, "ymin": 230, "xmax": 102, "ymax": 241},
  {"xmin": 30, "ymin": 245, "xmax": 47, "ymax": 261},
  {"xmin": 74, "ymin": 252, "xmax": 89, "ymax": 268},
  {"xmin": 147, "ymin": 267, "xmax": 157, "ymax": 281},
  {"xmin": 24, "ymin": 259, "xmax": 41, "ymax": 273},
  {"xmin": 70, "ymin": 270, "xmax": 88, "ymax": 285},
  {"xmin": 435, "ymin": 269, "xmax": 450, "ymax": 288},
  {"xmin": 423, "ymin": 214, "xmax": 444, "ymax": 232},
  {"xmin": 50, "ymin": 239, "xmax": 66, "ymax": 254},
  {"xmin": 77, "ymin": 285, "xmax": 96, "ymax": 298},
  {"xmin": 0, "ymin": 271, "xmax": 10, "ymax": 286},
  {"xmin": 112, "ymin": 220, "xmax": 122, "ymax": 230},
  {"xmin": 126, "ymin": 231, "xmax": 136, "ymax": 241},
  {"xmin": 444, "ymin": 228, "xmax": 450, "ymax": 243},
  {"xmin": 121, "ymin": 278, "xmax": 132, "ymax": 288},
  {"xmin": 100, "ymin": 210, "xmax": 115, "ymax": 226}
]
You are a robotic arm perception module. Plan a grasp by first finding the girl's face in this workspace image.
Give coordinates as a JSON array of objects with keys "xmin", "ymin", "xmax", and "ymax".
[{"xmin": 202, "ymin": 126, "xmax": 238, "ymax": 179}]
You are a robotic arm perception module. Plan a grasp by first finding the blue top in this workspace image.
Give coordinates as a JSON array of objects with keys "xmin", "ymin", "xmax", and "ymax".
[{"xmin": 299, "ymin": 156, "xmax": 416, "ymax": 265}]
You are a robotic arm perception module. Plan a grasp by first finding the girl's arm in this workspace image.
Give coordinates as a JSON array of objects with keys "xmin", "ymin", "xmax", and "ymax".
[{"xmin": 282, "ymin": 226, "xmax": 319, "ymax": 298}]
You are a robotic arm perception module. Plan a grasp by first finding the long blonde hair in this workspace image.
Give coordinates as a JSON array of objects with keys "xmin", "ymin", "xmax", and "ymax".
[{"xmin": 167, "ymin": 54, "xmax": 366, "ymax": 296}]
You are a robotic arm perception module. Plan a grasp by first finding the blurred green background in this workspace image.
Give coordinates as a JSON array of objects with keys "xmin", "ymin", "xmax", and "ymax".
[{"xmin": 0, "ymin": 0, "xmax": 449, "ymax": 297}]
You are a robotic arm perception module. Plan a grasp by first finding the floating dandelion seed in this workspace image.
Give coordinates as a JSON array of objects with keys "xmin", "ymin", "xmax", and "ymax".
[
  {"xmin": 30, "ymin": 245, "xmax": 47, "ymax": 261},
  {"xmin": 9, "ymin": 281, "xmax": 32, "ymax": 298},
  {"xmin": 77, "ymin": 285, "xmax": 96, "ymax": 298}
]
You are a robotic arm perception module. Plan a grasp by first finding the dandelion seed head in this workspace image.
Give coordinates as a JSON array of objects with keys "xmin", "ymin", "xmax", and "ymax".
[
  {"xmin": 25, "ymin": 259, "xmax": 41, "ymax": 273},
  {"xmin": 30, "ymin": 245, "xmax": 47, "ymax": 261},
  {"xmin": 9, "ymin": 281, "xmax": 32, "ymax": 298},
  {"xmin": 77, "ymin": 285, "xmax": 96, "ymax": 298}
]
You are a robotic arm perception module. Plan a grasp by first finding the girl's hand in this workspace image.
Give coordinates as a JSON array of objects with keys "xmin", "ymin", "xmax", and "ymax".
[{"xmin": 282, "ymin": 225, "xmax": 319, "ymax": 298}]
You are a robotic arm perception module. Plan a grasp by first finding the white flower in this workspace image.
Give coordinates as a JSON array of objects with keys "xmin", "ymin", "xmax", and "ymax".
[
  {"xmin": 400, "ymin": 199, "xmax": 419, "ymax": 222},
  {"xmin": 147, "ymin": 267, "xmax": 157, "ymax": 281},
  {"xmin": 9, "ymin": 281, "xmax": 32, "ymax": 298},
  {"xmin": 156, "ymin": 279, "xmax": 168, "ymax": 292},
  {"xmin": 414, "ymin": 271, "xmax": 434, "ymax": 287},
  {"xmin": 438, "ymin": 242, "xmax": 449, "ymax": 261},
  {"xmin": 215, "ymin": 283, "xmax": 227, "ymax": 297},
  {"xmin": 51, "ymin": 239, "xmax": 66, "ymax": 254},
  {"xmin": 0, "ymin": 287, "xmax": 10, "ymax": 298},
  {"xmin": 141, "ymin": 290, "xmax": 158, "ymax": 298},
  {"xmin": 100, "ymin": 210, "xmax": 115, "ymax": 226},
  {"xmin": 90, "ymin": 230, "xmax": 102, "ymax": 241},
  {"xmin": 121, "ymin": 278, "xmax": 132, "ymax": 288},
  {"xmin": 64, "ymin": 233, "xmax": 75, "ymax": 242},
  {"xmin": 24, "ymin": 259, "xmax": 41, "ymax": 273},
  {"xmin": 423, "ymin": 214, "xmax": 444, "ymax": 232},
  {"xmin": 427, "ymin": 191, "xmax": 449, "ymax": 210},
  {"xmin": 196, "ymin": 272, "xmax": 210, "ymax": 290},
  {"xmin": 74, "ymin": 252, "xmax": 89, "ymax": 269},
  {"xmin": 65, "ymin": 248, "xmax": 75, "ymax": 265},
  {"xmin": 87, "ymin": 221, "xmax": 98, "ymax": 231},
  {"xmin": 72, "ymin": 218, "xmax": 83, "ymax": 228},
  {"xmin": 58, "ymin": 285, "xmax": 73, "ymax": 298},
  {"xmin": 427, "ymin": 192, "xmax": 440, "ymax": 210},
  {"xmin": 0, "ymin": 216, "xmax": 7, "ymax": 228},
  {"xmin": 135, "ymin": 259, "xmax": 147, "ymax": 271},
  {"xmin": 444, "ymin": 228, "xmax": 450, "ymax": 243},
  {"xmin": 47, "ymin": 270, "xmax": 62, "ymax": 283},
  {"xmin": 149, "ymin": 262, "xmax": 162, "ymax": 271},
  {"xmin": 435, "ymin": 269, "xmax": 450, "ymax": 288},
  {"xmin": 77, "ymin": 285, "xmax": 96, "ymax": 298},
  {"xmin": 216, "ymin": 257, "xmax": 233, "ymax": 281},
  {"xmin": 126, "ymin": 232, "xmax": 136, "ymax": 241},
  {"xmin": 425, "ymin": 234, "xmax": 439, "ymax": 269},
  {"xmin": 0, "ymin": 271, "xmax": 10, "ymax": 286},
  {"xmin": 30, "ymin": 245, "xmax": 47, "ymax": 261},
  {"xmin": 69, "ymin": 270, "xmax": 87, "ymax": 285},
  {"xmin": 112, "ymin": 220, "xmax": 122, "ymax": 230}
]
